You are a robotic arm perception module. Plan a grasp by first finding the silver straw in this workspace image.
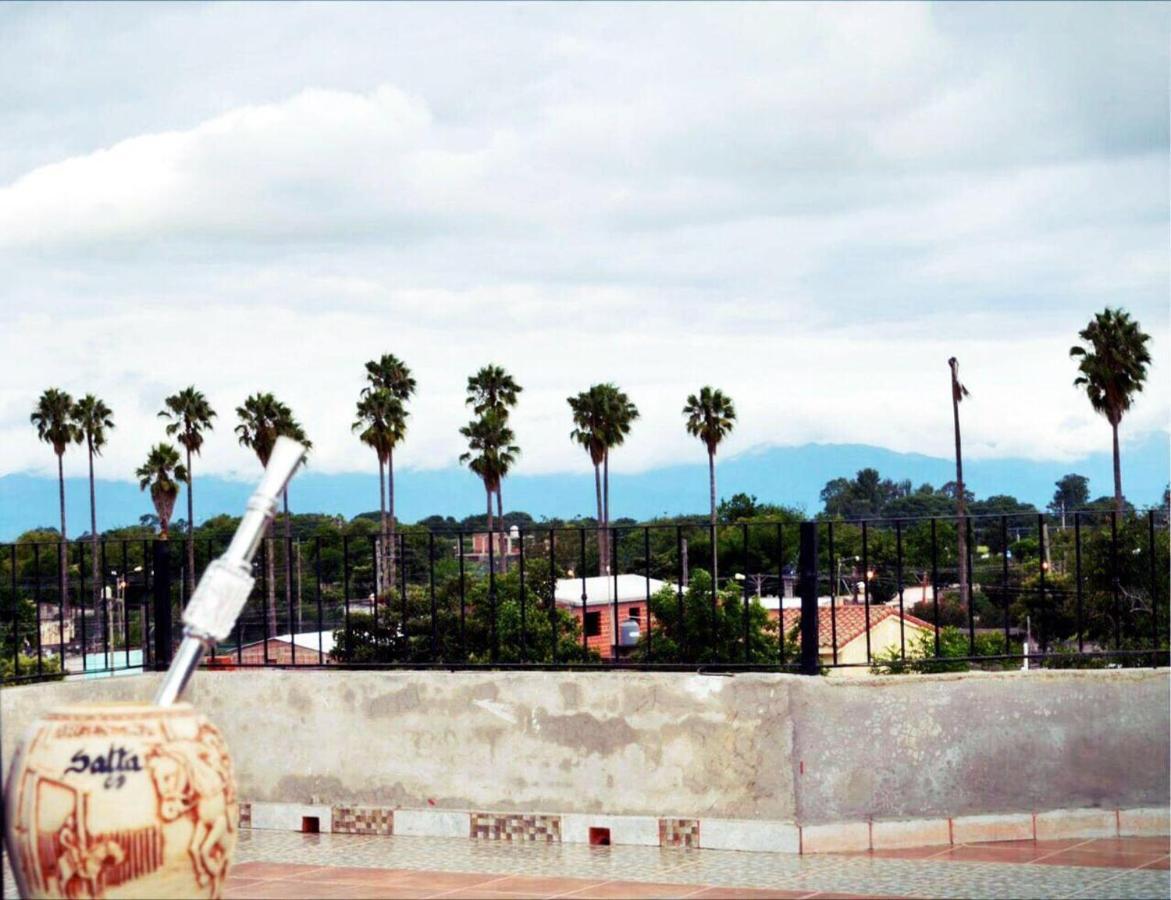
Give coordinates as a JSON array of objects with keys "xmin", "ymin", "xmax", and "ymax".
[{"xmin": 154, "ymin": 437, "xmax": 306, "ymax": 706}]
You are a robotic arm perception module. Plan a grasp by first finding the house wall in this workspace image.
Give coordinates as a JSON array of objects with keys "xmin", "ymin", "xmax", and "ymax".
[
  {"xmin": 2, "ymin": 668, "xmax": 1166, "ymax": 828},
  {"xmin": 835, "ymin": 617, "xmax": 931, "ymax": 672},
  {"xmin": 564, "ymin": 599, "xmax": 649, "ymax": 658}
]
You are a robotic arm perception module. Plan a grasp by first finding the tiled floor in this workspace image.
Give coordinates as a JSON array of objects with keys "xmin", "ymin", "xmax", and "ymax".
[{"xmin": 3, "ymin": 831, "xmax": 1168, "ymax": 899}]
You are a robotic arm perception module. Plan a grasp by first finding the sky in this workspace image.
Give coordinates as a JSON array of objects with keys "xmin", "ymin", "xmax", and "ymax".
[{"xmin": 1, "ymin": 2, "xmax": 1168, "ymax": 489}]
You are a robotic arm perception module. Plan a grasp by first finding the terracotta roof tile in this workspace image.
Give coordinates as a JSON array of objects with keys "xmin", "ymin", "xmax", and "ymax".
[{"xmin": 780, "ymin": 604, "xmax": 934, "ymax": 651}]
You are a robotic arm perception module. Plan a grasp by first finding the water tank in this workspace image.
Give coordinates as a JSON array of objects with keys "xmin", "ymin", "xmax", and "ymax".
[{"xmin": 618, "ymin": 618, "xmax": 641, "ymax": 647}]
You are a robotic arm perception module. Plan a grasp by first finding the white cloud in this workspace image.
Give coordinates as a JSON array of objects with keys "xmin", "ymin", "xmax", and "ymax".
[{"xmin": 0, "ymin": 2, "xmax": 1166, "ymax": 484}]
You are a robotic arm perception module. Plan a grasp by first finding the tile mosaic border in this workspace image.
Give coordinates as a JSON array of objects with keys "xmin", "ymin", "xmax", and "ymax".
[{"xmin": 240, "ymin": 801, "xmax": 1169, "ymax": 855}]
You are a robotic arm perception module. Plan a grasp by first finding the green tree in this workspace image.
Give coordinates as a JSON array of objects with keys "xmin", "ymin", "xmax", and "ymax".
[
  {"xmin": 465, "ymin": 365, "xmax": 522, "ymax": 524},
  {"xmin": 135, "ymin": 444, "xmax": 187, "ymax": 539},
  {"xmin": 459, "ymin": 409, "xmax": 520, "ymax": 567},
  {"xmin": 1049, "ymin": 474, "xmax": 1090, "ymax": 525},
  {"xmin": 354, "ymin": 388, "xmax": 408, "ymax": 594},
  {"xmin": 159, "ymin": 386, "xmax": 216, "ymax": 597},
  {"xmin": 1070, "ymin": 308, "xmax": 1152, "ymax": 516},
  {"xmin": 71, "ymin": 395, "xmax": 115, "ymax": 612},
  {"xmin": 362, "ymin": 354, "xmax": 416, "ymax": 591},
  {"xmin": 31, "ymin": 388, "xmax": 81, "ymax": 615},
  {"xmin": 683, "ymin": 387, "xmax": 736, "ymax": 586},
  {"xmin": 634, "ymin": 569, "xmax": 783, "ymax": 664},
  {"xmin": 236, "ymin": 394, "xmax": 309, "ymax": 636}
]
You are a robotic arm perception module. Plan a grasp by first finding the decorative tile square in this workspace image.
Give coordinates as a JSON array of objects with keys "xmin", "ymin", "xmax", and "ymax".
[
  {"xmin": 332, "ymin": 805, "xmax": 395, "ymax": 835},
  {"xmin": 470, "ymin": 812, "xmax": 561, "ymax": 842},
  {"xmin": 659, "ymin": 817, "xmax": 700, "ymax": 848}
]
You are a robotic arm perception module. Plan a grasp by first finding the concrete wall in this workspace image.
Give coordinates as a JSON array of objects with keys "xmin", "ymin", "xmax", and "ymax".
[{"xmin": 2, "ymin": 668, "xmax": 1166, "ymax": 825}]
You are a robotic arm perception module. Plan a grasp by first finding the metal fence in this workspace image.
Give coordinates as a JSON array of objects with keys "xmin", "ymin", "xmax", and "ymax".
[{"xmin": 1, "ymin": 509, "xmax": 1167, "ymax": 685}]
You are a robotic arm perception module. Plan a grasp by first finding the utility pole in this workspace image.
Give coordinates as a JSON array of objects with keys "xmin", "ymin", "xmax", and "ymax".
[{"xmin": 949, "ymin": 358, "xmax": 970, "ymax": 608}]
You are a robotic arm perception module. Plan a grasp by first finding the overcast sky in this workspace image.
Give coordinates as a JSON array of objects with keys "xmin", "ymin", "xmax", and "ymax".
[{"xmin": 1, "ymin": 2, "xmax": 1167, "ymax": 484}]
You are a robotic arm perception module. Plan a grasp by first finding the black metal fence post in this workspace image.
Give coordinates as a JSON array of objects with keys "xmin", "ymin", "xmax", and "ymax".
[
  {"xmin": 798, "ymin": 522, "xmax": 820, "ymax": 676},
  {"xmin": 151, "ymin": 540, "xmax": 173, "ymax": 671}
]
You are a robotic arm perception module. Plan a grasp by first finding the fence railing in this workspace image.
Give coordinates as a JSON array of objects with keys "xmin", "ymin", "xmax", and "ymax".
[{"xmin": 2, "ymin": 509, "xmax": 1167, "ymax": 685}]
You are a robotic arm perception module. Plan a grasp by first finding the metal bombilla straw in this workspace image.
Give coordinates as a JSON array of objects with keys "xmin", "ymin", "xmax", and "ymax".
[{"xmin": 154, "ymin": 437, "xmax": 307, "ymax": 707}]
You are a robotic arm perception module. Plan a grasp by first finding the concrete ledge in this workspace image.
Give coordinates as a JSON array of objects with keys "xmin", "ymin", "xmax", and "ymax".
[
  {"xmin": 1035, "ymin": 808, "xmax": 1117, "ymax": 841},
  {"xmin": 951, "ymin": 813, "xmax": 1034, "ymax": 844},
  {"xmin": 1119, "ymin": 807, "xmax": 1171, "ymax": 837},
  {"xmin": 561, "ymin": 813, "xmax": 658, "ymax": 846},
  {"xmin": 799, "ymin": 821, "xmax": 871, "ymax": 854},
  {"xmin": 394, "ymin": 809, "xmax": 472, "ymax": 838},
  {"xmin": 250, "ymin": 801, "xmax": 332, "ymax": 832},
  {"xmin": 700, "ymin": 819, "xmax": 799, "ymax": 854},
  {"xmin": 871, "ymin": 818, "xmax": 951, "ymax": 850}
]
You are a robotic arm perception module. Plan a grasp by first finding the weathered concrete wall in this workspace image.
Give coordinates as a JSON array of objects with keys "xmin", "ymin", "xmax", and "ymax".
[
  {"xmin": 790, "ymin": 669, "xmax": 1170, "ymax": 825},
  {"xmin": 2, "ymin": 668, "xmax": 1166, "ymax": 824}
]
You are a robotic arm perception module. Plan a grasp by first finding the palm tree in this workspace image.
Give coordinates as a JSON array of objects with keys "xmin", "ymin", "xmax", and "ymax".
[
  {"xmin": 135, "ymin": 444, "xmax": 187, "ymax": 539},
  {"xmin": 568, "ymin": 387, "xmax": 609, "ymax": 569},
  {"xmin": 683, "ymin": 386, "xmax": 736, "ymax": 586},
  {"xmin": 600, "ymin": 385, "xmax": 639, "ymax": 574},
  {"xmin": 466, "ymin": 365, "xmax": 522, "ymax": 525},
  {"xmin": 1070, "ymin": 308, "xmax": 1152, "ymax": 516},
  {"xmin": 364, "ymin": 353, "xmax": 417, "ymax": 401},
  {"xmin": 31, "ymin": 389, "xmax": 81, "ymax": 615},
  {"xmin": 361, "ymin": 355, "xmax": 415, "ymax": 590},
  {"xmin": 948, "ymin": 358, "xmax": 971, "ymax": 607},
  {"xmin": 460, "ymin": 409, "xmax": 520, "ymax": 569},
  {"xmin": 159, "ymin": 387, "xmax": 216, "ymax": 598},
  {"xmin": 72, "ymin": 395, "xmax": 115, "ymax": 616},
  {"xmin": 236, "ymin": 393, "xmax": 295, "ymax": 638},
  {"xmin": 354, "ymin": 388, "xmax": 407, "ymax": 592},
  {"xmin": 568, "ymin": 384, "xmax": 639, "ymax": 574}
]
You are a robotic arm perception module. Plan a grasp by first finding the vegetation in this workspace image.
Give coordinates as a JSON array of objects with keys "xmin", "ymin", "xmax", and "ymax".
[
  {"xmin": 1070, "ymin": 307, "xmax": 1152, "ymax": 515},
  {"xmin": 159, "ymin": 386, "xmax": 216, "ymax": 597},
  {"xmin": 683, "ymin": 386, "xmax": 737, "ymax": 586},
  {"xmin": 135, "ymin": 443, "xmax": 187, "ymax": 538}
]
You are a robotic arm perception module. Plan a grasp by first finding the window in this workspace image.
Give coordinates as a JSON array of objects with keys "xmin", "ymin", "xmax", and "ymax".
[
  {"xmin": 585, "ymin": 611, "xmax": 602, "ymax": 637},
  {"xmin": 628, "ymin": 607, "xmax": 641, "ymax": 623}
]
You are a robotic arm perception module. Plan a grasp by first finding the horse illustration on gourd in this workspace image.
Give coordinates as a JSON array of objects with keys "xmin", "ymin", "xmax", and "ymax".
[{"xmin": 4, "ymin": 438, "xmax": 306, "ymax": 899}]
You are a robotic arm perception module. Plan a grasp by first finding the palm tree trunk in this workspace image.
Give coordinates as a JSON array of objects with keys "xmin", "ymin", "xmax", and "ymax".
[
  {"xmin": 378, "ymin": 455, "xmax": 387, "ymax": 596},
  {"xmin": 265, "ymin": 519, "xmax": 277, "ymax": 642},
  {"xmin": 88, "ymin": 439, "xmax": 100, "ymax": 627},
  {"xmin": 185, "ymin": 445, "xmax": 195, "ymax": 599},
  {"xmin": 496, "ymin": 485, "xmax": 504, "ymax": 573},
  {"xmin": 283, "ymin": 489, "xmax": 293, "ymax": 636},
  {"xmin": 593, "ymin": 463, "xmax": 605, "ymax": 576},
  {"xmin": 603, "ymin": 452, "xmax": 610, "ymax": 575},
  {"xmin": 58, "ymin": 451, "xmax": 69, "ymax": 618},
  {"xmin": 388, "ymin": 449, "xmax": 397, "ymax": 595},
  {"xmin": 951, "ymin": 381, "xmax": 968, "ymax": 607},
  {"xmin": 709, "ymin": 450, "xmax": 718, "ymax": 587},
  {"xmin": 485, "ymin": 483, "xmax": 494, "ymax": 571},
  {"xmin": 1111, "ymin": 419, "xmax": 1123, "ymax": 516}
]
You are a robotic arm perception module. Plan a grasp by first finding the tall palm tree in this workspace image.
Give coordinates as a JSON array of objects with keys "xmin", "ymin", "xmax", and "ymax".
[
  {"xmin": 460, "ymin": 409, "xmax": 520, "ymax": 569},
  {"xmin": 236, "ymin": 393, "xmax": 294, "ymax": 638},
  {"xmin": 361, "ymin": 355, "xmax": 415, "ymax": 590},
  {"xmin": 159, "ymin": 387, "xmax": 216, "ymax": 598},
  {"xmin": 72, "ymin": 395, "xmax": 115, "ymax": 616},
  {"xmin": 135, "ymin": 444, "xmax": 187, "ymax": 539},
  {"xmin": 568, "ymin": 387, "xmax": 609, "ymax": 568},
  {"xmin": 1070, "ymin": 308, "xmax": 1152, "ymax": 516},
  {"xmin": 600, "ymin": 385, "xmax": 639, "ymax": 574},
  {"xmin": 948, "ymin": 358, "xmax": 971, "ymax": 607},
  {"xmin": 466, "ymin": 365, "xmax": 522, "ymax": 523},
  {"xmin": 364, "ymin": 353, "xmax": 417, "ymax": 401},
  {"xmin": 568, "ymin": 384, "xmax": 639, "ymax": 574},
  {"xmin": 465, "ymin": 365, "xmax": 522, "ymax": 548},
  {"xmin": 31, "ymin": 389, "xmax": 81, "ymax": 615},
  {"xmin": 683, "ymin": 386, "xmax": 736, "ymax": 586},
  {"xmin": 354, "ymin": 388, "xmax": 407, "ymax": 593}
]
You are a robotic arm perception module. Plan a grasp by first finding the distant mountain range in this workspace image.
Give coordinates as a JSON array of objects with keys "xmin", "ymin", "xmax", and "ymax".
[{"xmin": 1, "ymin": 434, "xmax": 1167, "ymax": 540}]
